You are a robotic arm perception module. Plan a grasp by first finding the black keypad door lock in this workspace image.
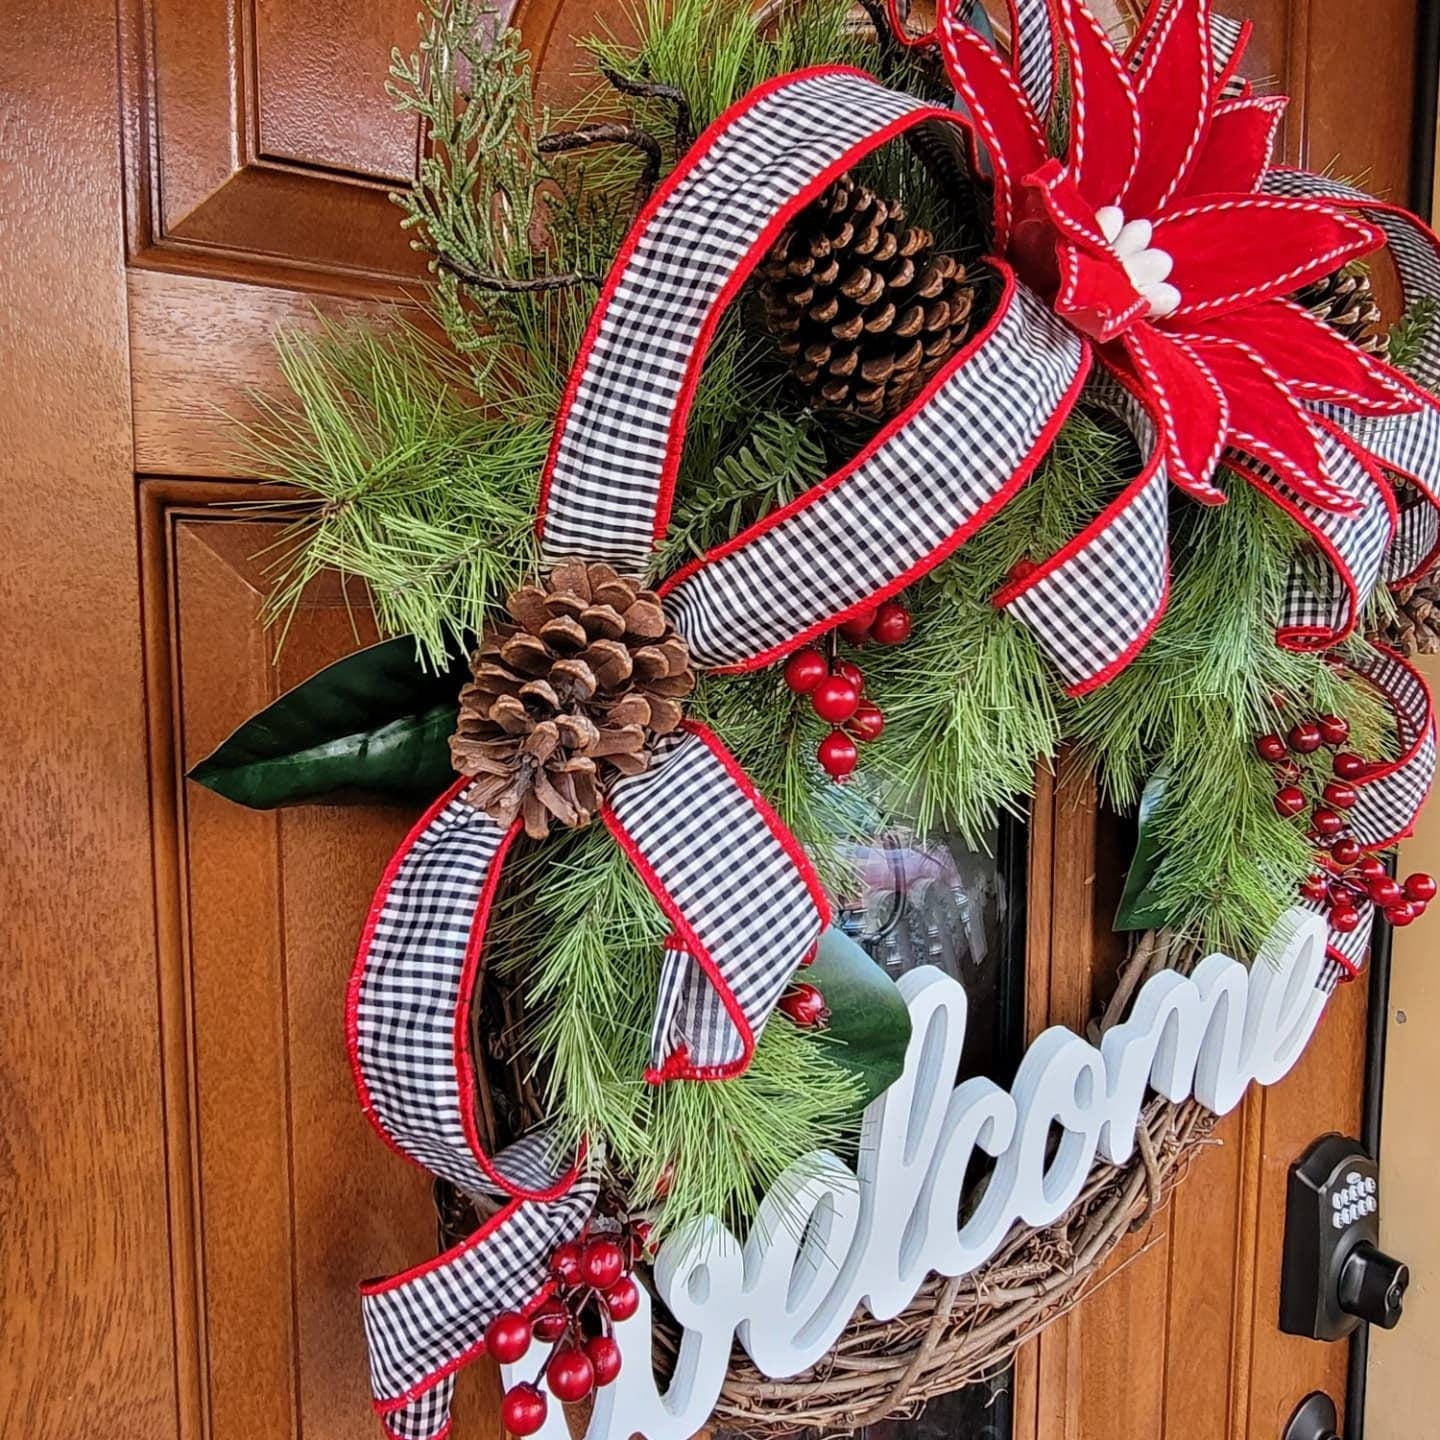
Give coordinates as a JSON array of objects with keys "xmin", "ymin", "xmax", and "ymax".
[{"xmin": 1280, "ymin": 1134, "xmax": 1410, "ymax": 1340}]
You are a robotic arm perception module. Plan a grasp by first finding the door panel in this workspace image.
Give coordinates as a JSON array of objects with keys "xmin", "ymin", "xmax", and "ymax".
[
  {"xmin": 3, "ymin": 3, "xmax": 1421, "ymax": 1440},
  {"xmin": 119, "ymin": 0, "xmax": 426, "ymax": 287}
]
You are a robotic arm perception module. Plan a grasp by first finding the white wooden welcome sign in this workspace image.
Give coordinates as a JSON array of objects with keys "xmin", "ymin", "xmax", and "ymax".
[{"xmin": 503, "ymin": 907, "xmax": 1334, "ymax": 1437}]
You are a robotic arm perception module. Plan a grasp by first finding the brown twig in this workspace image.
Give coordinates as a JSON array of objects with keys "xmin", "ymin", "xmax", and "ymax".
[
  {"xmin": 599, "ymin": 65, "xmax": 694, "ymax": 151},
  {"xmin": 538, "ymin": 122, "xmax": 663, "ymax": 219}
]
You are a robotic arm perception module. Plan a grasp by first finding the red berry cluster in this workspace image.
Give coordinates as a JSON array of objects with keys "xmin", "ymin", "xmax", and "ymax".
[
  {"xmin": 783, "ymin": 599, "xmax": 912, "ymax": 781},
  {"xmin": 495, "ymin": 1226, "xmax": 649, "ymax": 1435},
  {"xmin": 777, "ymin": 981, "xmax": 829, "ymax": 1029},
  {"xmin": 1256, "ymin": 716, "xmax": 1436, "ymax": 932},
  {"xmin": 1256, "ymin": 714, "xmax": 1363, "ymax": 836}
]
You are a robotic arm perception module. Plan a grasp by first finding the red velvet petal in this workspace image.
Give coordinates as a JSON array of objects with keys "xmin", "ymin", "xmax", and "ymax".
[
  {"xmin": 1180, "ymin": 299, "xmax": 1416, "ymax": 416},
  {"xmin": 1153, "ymin": 197, "xmax": 1384, "ymax": 323},
  {"xmin": 1054, "ymin": 0, "xmax": 1140, "ymax": 208},
  {"xmin": 1125, "ymin": 0, "xmax": 1214, "ymax": 214},
  {"xmin": 1114, "ymin": 327, "xmax": 1229, "ymax": 503},
  {"xmin": 1175, "ymin": 95, "xmax": 1287, "ymax": 201},
  {"xmin": 1184, "ymin": 336, "xmax": 1362, "ymax": 513},
  {"xmin": 1055, "ymin": 245, "xmax": 1149, "ymax": 343},
  {"xmin": 937, "ymin": 7, "xmax": 1048, "ymax": 251}
]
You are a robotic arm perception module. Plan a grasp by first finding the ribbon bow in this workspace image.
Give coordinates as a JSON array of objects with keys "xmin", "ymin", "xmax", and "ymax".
[{"xmin": 349, "ymin": 13, "xmax": 1440, "ymax": 1435}]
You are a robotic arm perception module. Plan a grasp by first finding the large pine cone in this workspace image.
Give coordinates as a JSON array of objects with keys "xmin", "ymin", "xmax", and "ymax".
[
  {"xmin": 1295, "ymin": 267, "xmax": 1387, "ymax": 358},
  {"xmin": 451, "ymin": 561, "xmax": 694, "ymax": 839},
  {"xmin": 1374, "ymin": 570, "xmax": 1440, "ymax": 656},
  {"xmin": 759, "ymin": 174, "xmax": 976, "ymax": 419}
]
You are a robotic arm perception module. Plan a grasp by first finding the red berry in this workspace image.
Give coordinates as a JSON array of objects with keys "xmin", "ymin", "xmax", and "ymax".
[
  {"xmin": 1274, "ymin": 786, "xmax": 1306, "ymax": 817},
  {"xmin": 783, "ymin": 648, "xmax": 828, "ymax": 694},
  {"xmin": 847, "ymin": 700, "xmax": 885, "ymax": 743},
  {"xmin": 1289, "ymin": 722, "xmax": 1324, "ymax": 754},
  {"xmin": 811, "ymin": 674, "xmax": 860, "ymax": 724},
  {"xmin": 869, "ymin": 601, "xmax": 913, "ymax": 646},
  {"xmin": 1334, "ymin": 752, "xmax": 1368, "ymax": 779},
  {"xmin": 1368, "ymin": 877, "xmax": 1405, "ymax": 909},
  {"xmin": 833, "ymin": 659, "xmax": 866, "ymax": 694},
  {"xmin": 549, "ymin": 1241, "xmax": 583, "ymax": 1287},
  {"xmin": 1329, "ymin": 880, "xmax": 1364, "ymax": 908},
  {"xmin": 546, "ymin": 1345, "xmax": 595, "ymax": 1403},
  {"xmin": 838, "ymin": 606, "xmax": 878, "ymax": 645},
  {"xmin": 1311, "ymin": 808, "xmax": 1345, "ymax": 838},
  {"xmin": 1405, "ymin": 872, "xmax": 1438, "ymax": 902},
  {"xmin": 1317, "ymin": 714, "xmax": 1351, "ymax": 746},
  {"xmin": 1255, "ymin": 733, "xmax": 1288, "ymax": 762},
  {"xmin": 585, "ymin": 1335, "xmax": 623, "ymax": 1388},
  {"xmin": 485, "ymin": 1311, "xmax": 532, "ymax": 1366},
  {"xmin": 1386, "ymin": 901, "xmax": 1420, "ymax": 927},
  {"xmin": 652, "ymin": 1161, "xmax": 674, "ymax": 1199},
  {"xmin": 578, "ymin": 1239, "xmax": 626, "ymax": 1291},
  {"xmin": 1357, "ymin": 856, "xmax": 1388, "ymax": 882},
  {"xmin": 1331, "ymin": 837, "xmax": 1364, "ymax": 868},
  {"xmin": 1274, "ymin": 759, "xmax": 1303, "ymax": 784},
  {"xmin": 1323, "ymin": 781, "xmax": 1358, "ymax": 810},
  {"xmin": 502, "ymin": 1383, "xmax": 548, "ymax": 1437},
  {"xmin": 626, "ymin": 1219, "xmax": 654, "ymax": 1261},
  {"xmin": 817, "ymin": 729, "xmax": 859, "ymax": 780},
  {"xmin": 1329, "ymin": 905, "xmax": 1362, "ymax": 934},
  {"xmin": 778, "ymin": 982, "xmax": 830, "ymax": 1029},
  {"xmin": 603, "ymin": 1275, "xmax": 640, "ymax": 1323},
  {"xmin": 531, "ymin": 1297, "xmax": 569, "ymax": 1343},
  {"xmin": 1300, "ymin": 873, "xmax": 1329, "ymax": 903}
]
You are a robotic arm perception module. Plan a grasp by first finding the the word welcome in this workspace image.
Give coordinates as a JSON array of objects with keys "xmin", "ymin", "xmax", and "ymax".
[{"xmin": 505, "ymin": 908, "xmax": 1332, "ymax": 1438}]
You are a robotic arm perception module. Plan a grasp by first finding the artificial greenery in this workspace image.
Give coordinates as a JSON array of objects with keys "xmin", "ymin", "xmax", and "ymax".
[
  {"xmin": 223, "ymin": 0, "xmax": 1425, "ymax": 1232},
  {"xmin": 246, "ymin": 320, "xmax": 542, "ymax": 668}
]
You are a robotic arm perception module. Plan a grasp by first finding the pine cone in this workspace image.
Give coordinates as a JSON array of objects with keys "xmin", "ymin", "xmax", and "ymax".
[
  {"xmin": 759, "ymin": 174, "xmax": 976, "ymax": 419},
  {"xmin": 451, "ymin": 561, "xmax": 694, "ymax": 839},
  {"xmin": 1374, "ymin": 568, "xmax": 1440, "ymax": 656},
  {"xmin": 1295, "ymin": 267, "xmax": 1388, "ymax": 358}
]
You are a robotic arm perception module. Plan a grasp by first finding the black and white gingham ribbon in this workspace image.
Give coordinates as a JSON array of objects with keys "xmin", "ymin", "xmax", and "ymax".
[
  {"xmin": 348, "ymin": 743, "xmax": 828, "ymax": 1435},
  {"xmin": 997, "ymin": 376, "xmax": 1171, "ymax": 694},
  {"xmin": 660, "ymin": 274, "xmax": 1089, "ymax": 671},
  {"xmin": 605, "ymin": 724, "xmax": 830, "ymax": 1079},
  {"xmin": 537, "ymin": 68, "xmax": 970, "ymax": 570},
  {"xmin": 347, "ymin": 784, "xmax": 598, "ymax": 1439},
  {"xmin": 1299, "ymin": 647, "xmax": 1437, "ymax": 983}
]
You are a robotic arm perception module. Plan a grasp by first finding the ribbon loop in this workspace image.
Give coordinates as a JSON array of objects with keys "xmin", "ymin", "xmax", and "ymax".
[
  {"xmin": 538, "ymin": 69, "xmax": 971, "ymax": 571},
  {"xmin": 602, "ymin": 723, "xmax": 830, "ymax": 1079},
  {"xmin": 997, "ymin": 376, "xmax": 1171, "ymax": 694}
]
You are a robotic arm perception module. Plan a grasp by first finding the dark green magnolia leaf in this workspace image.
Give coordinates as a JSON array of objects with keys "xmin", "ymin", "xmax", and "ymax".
[
  {"xmin": 187, "ymin": 637, "xmax": 466, "ymax": 809},
  {"xmin": 1115, "ymin": 768, "xmax": 1179, "ymax": 931},
  {"xmin": 803, "ymin": 926, "xmax": 913, "ymax": 1107}
]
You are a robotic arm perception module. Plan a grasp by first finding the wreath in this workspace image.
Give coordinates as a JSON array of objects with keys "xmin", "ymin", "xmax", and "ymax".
[{"xmin": 192, "ymin": 0, "xmax": 1440, "ymax": 1435}]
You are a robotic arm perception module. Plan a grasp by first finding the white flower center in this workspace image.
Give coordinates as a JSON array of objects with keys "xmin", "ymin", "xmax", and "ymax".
[{"xmin": 1096, "ymin": 205, "xmax": 1181, "ymax": 319}]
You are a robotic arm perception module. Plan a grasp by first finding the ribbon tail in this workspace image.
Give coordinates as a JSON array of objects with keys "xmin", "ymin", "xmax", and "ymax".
[
  {"xmin": 363, "ymin": 1138, "xmax": 598, "ymax": 1440},
  {"xmin": 996, "ymin": 374, "xmax": 1170, "ymax": 695},
  {"xmin": 349, "ymin": 782, "xmax": 593, "ymax": 1435},
  {"xmin": 602, "ymin": 722, "xmax": 830, "ymax": 1081}
]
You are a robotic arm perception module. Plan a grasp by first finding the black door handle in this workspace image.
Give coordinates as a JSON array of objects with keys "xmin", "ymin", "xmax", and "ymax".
[{"xmin": 1284, "ymin": 1392, "xmax": 1340, "ymax": 1440}]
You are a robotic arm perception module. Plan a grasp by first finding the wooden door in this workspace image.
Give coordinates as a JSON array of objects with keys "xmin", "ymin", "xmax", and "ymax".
[{"xmin": 0, "ymin": 4, "xmax": 1421, "ymax": 1440}]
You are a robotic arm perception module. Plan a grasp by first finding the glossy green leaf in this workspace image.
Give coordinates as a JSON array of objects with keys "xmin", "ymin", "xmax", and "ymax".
[
  {"xmin": 187, "ymin": 637, "xmax": 466, "ymax": 809},
  {"xmin": 1114, "ymin": 768, "xmax": 1179, "ymax": 931},
  {"xmin": 803, "ymin": 926, "xmax": 913, "ymax": 1107}
]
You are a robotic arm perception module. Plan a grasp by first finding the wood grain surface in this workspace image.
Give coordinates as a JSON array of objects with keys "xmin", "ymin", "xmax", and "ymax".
[{"xmin": 1, "ymin": 0, "xmax": 1421, "ymax": 1437}]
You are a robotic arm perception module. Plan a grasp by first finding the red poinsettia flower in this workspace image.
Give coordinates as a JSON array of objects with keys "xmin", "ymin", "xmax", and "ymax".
[{"xmin": 934, "ymin": 0, "xmax": 1421, "ymax": 511}]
